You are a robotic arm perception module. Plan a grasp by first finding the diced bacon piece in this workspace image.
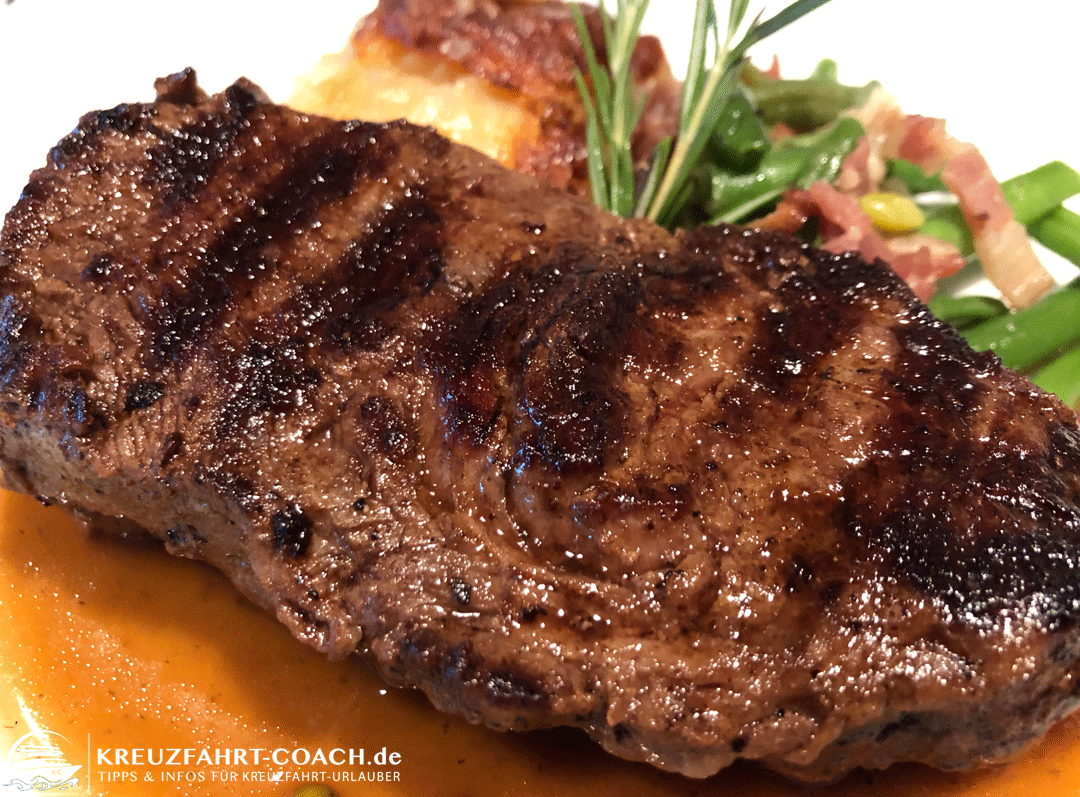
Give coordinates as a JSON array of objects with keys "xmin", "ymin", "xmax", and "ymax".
[
  {"xmin": 842, "ymin": 87, "xmax": 902, "ymax": 190},
  {"xmin": 769, "ymin": 122, "xmax": 797, "ymax": 142},
  {"xmin": 769, "ymin": 181, "xmax": 965, "ymax": 302},
  {"xmin": 750, "ymin": 198, "xmax": 809, "ymax": 235},
  {"xmin": 886, "ymin": 234, "xmax": 968, "ymax": 303},
  {"xmin": 893, "ymin": 115, "xmax": 949, "ymax": 174},
  {"xmin": 844, "ymin": 86, "xmax": 904, "ymax": 144},
  {"xmin": 803, "ymin": 180, "xmax": 875, "ymax": 248},
  {"xmin": 835, "ymin": 136, "xmax": 874, "ymax": 194}
]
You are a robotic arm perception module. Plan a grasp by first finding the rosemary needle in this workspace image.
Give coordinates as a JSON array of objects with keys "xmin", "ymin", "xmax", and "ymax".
[{"xmin": 574, "ymin": 0, "xmax": 835, "ymax": 230}]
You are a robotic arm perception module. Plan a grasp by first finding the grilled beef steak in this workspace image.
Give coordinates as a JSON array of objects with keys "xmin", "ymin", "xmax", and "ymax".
[{"xmin": 3, "ymin": 70, "xmax": 1080, "ymax": 782}]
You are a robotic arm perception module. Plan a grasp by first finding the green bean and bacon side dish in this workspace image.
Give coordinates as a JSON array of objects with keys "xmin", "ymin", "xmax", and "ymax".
[{"xmin": 573, "ymin": 0, "xmax": 1080, "ymax": 409}]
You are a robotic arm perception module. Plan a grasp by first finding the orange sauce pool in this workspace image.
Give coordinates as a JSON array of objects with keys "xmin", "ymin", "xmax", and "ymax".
[{"xmin": 2, "ymin": 487, "xmax": 1080, "ymax": 797}]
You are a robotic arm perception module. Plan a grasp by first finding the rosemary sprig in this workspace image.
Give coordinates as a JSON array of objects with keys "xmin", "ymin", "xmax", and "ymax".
[
  {"xmin": 574, "ymin": 0, "xmax": 835, "ymax": 229},
  {"xmin": 571, "ymin": 0, "xmax": 651, "ymax": 218}
]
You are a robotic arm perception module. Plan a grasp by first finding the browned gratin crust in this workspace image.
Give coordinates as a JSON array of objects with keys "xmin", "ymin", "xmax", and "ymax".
[
  {"xmin": 3, "ymin": 72, "xmax": 1080, "ymax": 782},
  {"xmin": 354, "ymin": 0, "xmax": 681, "ymax": 193}
]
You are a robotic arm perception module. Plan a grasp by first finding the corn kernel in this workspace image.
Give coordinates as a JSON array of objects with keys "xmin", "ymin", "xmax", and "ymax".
[{"xmin": 859, "ymin": 192, "xmax": 926, "ymax": 234}]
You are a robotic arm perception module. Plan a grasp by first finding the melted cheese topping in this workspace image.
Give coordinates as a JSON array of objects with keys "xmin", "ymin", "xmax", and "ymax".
[{"xmin": 2, "ymin": 489, "xmax": 1080, "ymax": 796}]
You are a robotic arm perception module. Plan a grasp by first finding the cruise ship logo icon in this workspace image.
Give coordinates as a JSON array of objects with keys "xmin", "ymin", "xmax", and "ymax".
[{"xmin": 3, "ymin": 731, "xmax": 82, "ymax": 793}]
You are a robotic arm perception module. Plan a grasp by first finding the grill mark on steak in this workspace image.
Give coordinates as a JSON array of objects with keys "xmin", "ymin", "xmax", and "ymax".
[
  {"xmin": 426, "ymin": 279, "xmax": 527, "ymax": 448},
  {"xmin": 272, "ymin": 503, "xmax": 314, "ymax": 558},
  {"xmin": 839, "ymin": 463, "xmax": 1080, "ymax": 627},
  {"xmin": 429, "ymin": 243, "xmax": 678, "ymax": 464},
  {"xmin": 7, "ymin": 74, "xmax": 1080, "ymax": 783},
  {"xmin": 709, "ymin": 290, "xmax": 848, "ymax": 443},
  {"xmin": 0, "ymin": 296, "xmax": 35, "ymax": 402},
  {"xmin": 201, "ymin": 189, "xmax": 445, "ymax": 445},
  {"xmin": 60, "ymin": 382, "xmax": 105, "ymax": 438},
  {"xmin": 1, "ymin": 178, "xmax": 59, "ymax": 259},
  {"xmin": 839, "ymin": 400, "xmax": 1080, "ymax": 625},
  {"xmin": 123, "ymin": 380, "xmax": 166, "ymax": 411},
  {"xmin": 355, "ymin": 396, "xmax": 418, "ymax": 461},
  {"xmin": 516, "ymin": 264, "xmax": 644, "ymax": 473},
  {"xmin": 143, "ymin": 119, "xmax": 399, "ymax": 370},
  {"xmin": 82, "ymin": 253, "xmax": 125, "ymax": 288},
  {"xmin": 885, "ymin": 308, "xmax": 991, "ymax": 416},
  {"xmin": 192, "ymin": 463, "xmax": 261, "ymax": 514},
  {"xmin": 286, "ymin": 189, "xmax": 446, "ymax": 353}
]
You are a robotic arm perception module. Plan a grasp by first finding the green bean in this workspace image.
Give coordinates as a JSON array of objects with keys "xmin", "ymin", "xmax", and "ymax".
[
  {"xmin": 809, "ymin": 58, "xmax": 840, "ymax": 82},
  {"xmin": 918, "ymin": 205, "xmax": 973, "ymax": 256},
  {"xmin": 710, "ymin": 90, "xmax": 771, "ymax": 172},
  {"xmin": 1001, "ymin": 161, "xmax": 1080, "ymax": 226},
  {"xmin": 708, "ymin": 148, "xmax": 801, "ymax": 208},
  {"xmin": 962, "ymin": 279, "xmax": 1080, "ymax": 370},
  {"xmin": 886, "ymin": 158, "xmax": 948, "ymax": 194},
  {"xmin": 749, "ymin": 74, "xmax": 876, "ymax": 132},
  {"xmin": 1032, "ymin": 340, "xmax": 1080, "ymax": 410},
  {"xmin": 789, "ymin": 117, "xmax": 865, "ymax": 187},
  {"xmin": 926, "ymin": 294, "xmax": 1008, "ymax": 331},
  {"xmin": 707, "ymin": 117, "xmax": 864, "ymax": 224},
  {"xmin": 1029, "ymin": 205, "xmax": 1080, "ymax": 267}
]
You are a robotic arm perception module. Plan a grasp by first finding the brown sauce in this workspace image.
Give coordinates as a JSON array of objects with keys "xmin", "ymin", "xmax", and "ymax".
[{"xmin": 2, "ymin": 488, "xmax": 1079, "ymax": 797}]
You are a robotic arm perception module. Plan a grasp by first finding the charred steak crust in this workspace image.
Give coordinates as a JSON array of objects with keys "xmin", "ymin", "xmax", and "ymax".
[{"xmin": 3, "ymin": 70, "xmax": 1080, "ymax": 781}]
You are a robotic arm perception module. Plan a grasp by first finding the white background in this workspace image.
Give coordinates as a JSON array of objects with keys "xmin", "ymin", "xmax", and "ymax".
[{"xmin": 0, "ymin": 0, "xmax": 1078, "ymax": 261}]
